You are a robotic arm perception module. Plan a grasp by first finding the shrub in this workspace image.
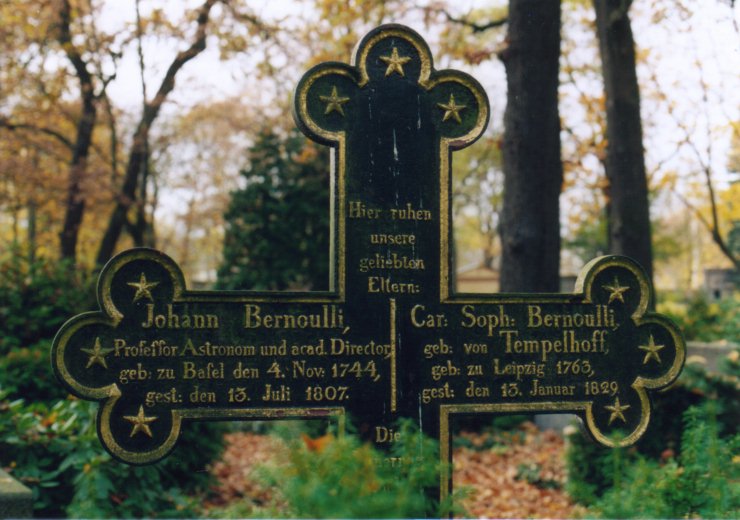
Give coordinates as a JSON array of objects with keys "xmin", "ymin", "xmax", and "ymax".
[
  {"xmin": 566, "ymin": 347, "xmax": 740, "ymax": 510},
  {"xmin": 0, "ymin": 391, "xmax": 224, "ymax": 518},
  {"xmin": 0, "ymin": 340, "xmax": 68, "ymax": 402},
  {"xmin": 565, "ymin": 426, "xmax": 636, "ymax": 505},
  {"xmin": 0, "ymin": 251, "xmax": 226, "ymax": 516},
  {"xmin": 658, "ymin": 292, "xmax": 739, "ymax": 342},
  {"xmin": 0, "ymin": 395, "xmax": 99, "ymax": 517},
  {"xmin": 587, "ymin": 404, "xmax": 739, "ymax": 519},
  {"xmin": 250, "ymin": 420, "xmax": 461, "ymax": 518},
  {"xmin": 0, "ymin": 255, "xmax": 95, "ymax": 354}
]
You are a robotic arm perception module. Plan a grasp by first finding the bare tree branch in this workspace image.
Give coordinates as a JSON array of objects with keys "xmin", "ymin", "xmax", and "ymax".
[
  {"xmin": 428, "ymin": 6, "xmax": 508, "ymax": 33},
  {"xmin": 96, "ymin": 0, "xmax": 220, "ymax": 265},
  {"xmin": 671, "ymin": 188, "xmax": 739, "ymax": 269},
  {"xmin": 0, "ymin": 118, "xmax": 74, "ymax": 150},
  {"xmin": 648, "ymin": 68, "xmax": 738, "ymax": 268}
]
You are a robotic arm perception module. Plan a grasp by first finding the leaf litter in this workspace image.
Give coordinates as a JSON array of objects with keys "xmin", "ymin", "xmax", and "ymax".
[{"xmin": 205, "ymin": 421, "xmax": 585, "ymax": 518}]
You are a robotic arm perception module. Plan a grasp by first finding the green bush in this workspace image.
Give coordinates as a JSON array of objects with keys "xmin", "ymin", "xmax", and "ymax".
[
  {"xmin": 0, "ymin": 395, "xmax": 100, "ymax": 516},
  {"xmin": 0, "ymin": 391, "xmax": 225, "ymax": 518},
  {"xmin": 228, "ymin": 420, "xmax": 462, "ymax": 518},
  {"xmin": 0, "ymin": 254, "xmax": 95, "ymax": 353},
  {"xmin": 566, "ymin": 347, "xmax": 740, "ymax": 509},
  {"xmin": 0, "ymin": 340, "xmax": 68, "ymax": 402},
  {"xmin": 565, "ymin": 426, "xmax": 637, "ymax": 505},
  {"xmin": 658, "ymin": 292, "xmax": 739, "ymax": 342},
  {"xmin": 587, "ymin": 404, "xmax": 739, "ymax": 519}
]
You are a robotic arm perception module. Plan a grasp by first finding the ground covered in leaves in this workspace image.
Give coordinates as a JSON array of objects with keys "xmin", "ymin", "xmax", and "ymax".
[{"xmin": 205, "ymin": 422, "xmax": 585, "ymax": 518}]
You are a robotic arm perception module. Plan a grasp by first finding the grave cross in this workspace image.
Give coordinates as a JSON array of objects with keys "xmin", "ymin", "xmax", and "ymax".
[{"xmin": 53, "ymin": 24, "xmax": 685, "ymax": 502}]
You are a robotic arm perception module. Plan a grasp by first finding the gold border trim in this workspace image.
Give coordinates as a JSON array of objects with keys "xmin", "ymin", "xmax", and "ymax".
[
  {"xmin": 436, "ymin": 73, "xmax": 489, "ymax": 301},
  {"xmin": 389, "ymin": 298, "xmax": 397, "ymax": 413},
  {"xmin": 52, "ymin": 313, "xmax": 120, "ymax": 399},
  {"xmin": 293, "ymin": 65, "xmax": 353, "ymax": 300},
  {"xmin": 100, "ymin": 396, "xmax": 346, "ymax": 464},
  {"xmin": 353, "ymin": 26, "xmax": 433, "ymax": 88},
  {"xmin": 576, "ymin": 255, "xmax": 650, "ymax": 319},
  {"xmin": 438, "ymin": 398, "xmax": 646, "ymax": 503}
]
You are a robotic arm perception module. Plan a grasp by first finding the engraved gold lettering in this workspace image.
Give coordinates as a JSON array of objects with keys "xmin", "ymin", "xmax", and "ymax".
[
  {"xmin": 292, "ymin": 360, "xmax": 326, "ymax": 378},
  {"xmin": 189, "ymin": 385, "xmax": 216, "ymax": 403},
  {"xmin": 431, "ymin": 360, "xmax": 460, "ymax": 381},
  {"xmin": 411, "ymin": 305, "xmax": 447, "ymax": 328},
  {"xmin": 261, "ymin": 340, "xmax": 288, "ymax": 356},
  {"xmin": 304, "ymin": 385, "xmax": 348, "ymax": 401},
  {"xmin": 528, "ymin": 379, "xmax": 576, "ymax": 397},
  {"xmin": 244, "ymin": 304, "xmax": 344, "ymax": 329},
  {"xmin": 390, "ymin": 203, "xmax": 432, "ymax": 221},
  {"xmin": 367, "ymin": 276, "xmax": 420, "ymax": 294},
  {"xmin": 492, "ymin": 358, "xmax": 546, "ymax": 380},
  {"xmin": 584, "ymin": 380, "xmax": 619, "ymax": 396},
  {"xmin": 460, "ymin": 305, "xmax": 513, "ymax": 335},
  {"xmin": 465, "ymin": 380, "xmax": 490, "ymax": 398},
  {"xmin": 422, "ymin": 338, "xmax": 452, "ymax": 358},
  {"xmin": 179, "ymin": 339, "xmax": 255, "ymax": 357},
  {"xmin": 349, "ymin": 200, "xmax": 382, "ymax": 219},
  {"xmin": 114, "ymin": 339, "xmax": 179, "ymax": 357},
  {"xmin": 421, "ymin": 382, "xmax": 454, "ymax": 403},
  {"xmin": 182, "ymin": 361, "xmax": 225, "ymax": 380},
  {"xmin": 156, "ymin": 367, "xmax": 175, "ymax": 380},
  {"xmin": 556, "ymin": 359, "xmax": 595, "ymax": 378},
  {"xmin": 375, "ymin": 426, "xmax": 401, "ymax": 443},
  {"xmin": 500, "ymin": 382, "xmax": 521, "ymax": 398},
  {"xmin": 290, "ymin": 340, "xmax": 327, "ymax": 356},
  {"xmin": 141, "ymin": 304, "xmax": 218, "ymax": 329},
  {"xmin": 462, "ymin": 342, "xmax": 487, "ymax": 355},
  {"xmin": 228, "ymin": 387, "xmax": 250, "ymax": 402},
  {"xmin": 232, "ymin": 362, "xmax": 259, "ymax": 379},
  {"xmin": 527, "ymin": 304, "xmax": 616, "ymax": 329},
  {"xmin": 369, "ymin": 233, "xmax": 416, "ymax": 245},
  {"xmin": 118, "ymin": 363, "xmax": 150, "ymax": 384},
  {"xmin": 329, "ymin": 338, "xmax": 391, "ymax": 358},
  {"xmin": 145, "ymin": 388, "xmax": 181, "ymax": 407},
  {"xmin": 261, "ymin": 383, "xmax": 291, "ymax": 403},
  {"xmin": 358, "ymin": 253, "xmax": 425, "ymax": 273},
  {"xmin": 501, "ymin": 329, "xmax": 609, "ymax": 361}
]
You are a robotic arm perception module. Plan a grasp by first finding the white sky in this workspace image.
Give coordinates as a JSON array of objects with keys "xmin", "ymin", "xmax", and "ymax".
[{"xmin": 90, "ymin": 0, "xmax": 740, "ymax": 278}]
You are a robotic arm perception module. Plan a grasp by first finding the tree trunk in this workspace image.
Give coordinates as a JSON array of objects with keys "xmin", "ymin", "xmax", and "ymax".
[
  {"xmin": 594, "ymin": 0, "xmax": 653, "ymax": 283},
  {"xmin": 57, "ymin": 0, "xmax": 97, "ymax": 262},
  {"xmin": 59, "ymin": 96, "xmax": 96, "ymax": 261},
  {"xmin": 499, "ymin": 0, "xmax": 563, "ymax": 292}
]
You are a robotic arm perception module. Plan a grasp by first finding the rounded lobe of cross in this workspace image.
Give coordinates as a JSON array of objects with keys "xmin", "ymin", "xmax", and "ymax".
[
  {"xmin": 576, "ymin": 256, "xmax": 686, "ymax": 447},
  {"xmin": 293, "ymin": 24, "xmax": 489, "ymax": 151},
  {"xmin": 52, "ymin": 248, "xmax": 186, "ymax": 464}
]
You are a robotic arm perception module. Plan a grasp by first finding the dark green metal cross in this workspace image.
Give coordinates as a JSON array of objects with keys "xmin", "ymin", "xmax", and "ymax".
[{"xmin": 53, "ymin": 24, "xmax": 684, "ymax": 502}]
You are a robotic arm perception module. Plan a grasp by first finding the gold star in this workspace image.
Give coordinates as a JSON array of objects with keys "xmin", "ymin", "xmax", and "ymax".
[
  {"xmin": 639, "ymin": 334, "xmax": 665, "ymax": 364},
  {"xmin": 605, "ymin": 397, "xmax": 631, "ymax": 425},
  {"xmin": 437, "ymin": 93, "xmax": 467, "ymax": 124},
  {"xmin": 603, "ymin": 276, "xmax": 629, "ymax": 304},
  {"xmin": 80, "ymin": 337, "xmax": 114, "ymax": 369},
  {"xmin": 127, "ymin": 273, "xmax": 158, "ymax": 302},
  {"xmin": 319, "ymin": 86, "xmax": 350, "ymax": 116},
  {"xmin": 123, "ymin": 406, "xmax": 157, "ymax": 438},
  {"xmin": 379, "ymin": 46, "xmax": 411, "ymax": 77}
]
